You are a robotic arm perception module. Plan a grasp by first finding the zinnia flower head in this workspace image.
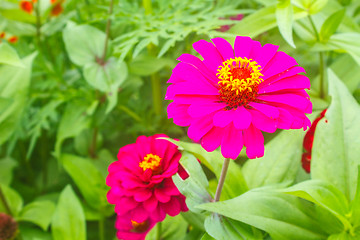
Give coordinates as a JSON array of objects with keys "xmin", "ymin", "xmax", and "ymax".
[
  {"xmin": 0, "ymin": 213, "xmax": 18, "ymax": 240},
  {"xmin": 50, "ymin": 2, "xmax": 64, "ymax": 16},
  {"xmin": 19, "ymin": 1, "xmax": 33, "ymax": 14},
  {"xmin": 166, "ymin": 36, "xmax": 312, "ymax": 159},
  {"xmin": 301, "ymin": 109, "xmax": 327, "ymax": 173},
  {"xmin": 0, "ymin": 32, "xmax": 5, "ymax": 39},
  {"xmin": 106, "ymin": 134, "xmax": 188, "ymax": 223},
  {"xmin": 115, "ymin": 215, "xmax": 156, "ymax": 240},
  {"xmin": 8, "ymin": 36, "xmax": 18, "ymax": 44}
]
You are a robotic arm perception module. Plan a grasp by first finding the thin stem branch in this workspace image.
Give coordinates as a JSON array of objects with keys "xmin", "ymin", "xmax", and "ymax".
[
  {"xmin": 89, "ymin": 127, "xmax": 98, "ymax": 158},
  {"xmin": 143, "ymin": 0, "xmax": 153, "ymax": 15},
  {"xmin": 0, "ymin": 185, "xmax": 12, "ymax": 216},
  {"xmin": 101, "ymin": 0, "xmax": 114, "ymax": 63},
  {"xmin": 156, "ymin": 222, "xmax": 162, "ymax": 240},
  {"xmin": 214, "ymin": 158, "xmax": 230, "ymax": 202},
  {"xmin": 99, "ymin": 218, "xmax": 105, "ymax": 240},
  {"xmin": 35, "ymin": 1, "xmax": 42, "ymax": 48}
]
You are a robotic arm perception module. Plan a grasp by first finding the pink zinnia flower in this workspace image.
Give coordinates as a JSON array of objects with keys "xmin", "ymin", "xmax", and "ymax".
[
  {"xmin": 301, "ymin": 109, "xmax": 327, "ymax": 173},
  {"xmin": 115, "ymin": 215, "xmax": 156, "ymax": 240},
  {"xmin": 166, "ymin": 36, "xmax": 312, "ymax": 159},
  {"xmin": 106, "ymin": 134, "xmax": 188, "ymax": 223},
  {"xmin": 218, "ymin": 14, "xmax": 243, "ymax": 32}
]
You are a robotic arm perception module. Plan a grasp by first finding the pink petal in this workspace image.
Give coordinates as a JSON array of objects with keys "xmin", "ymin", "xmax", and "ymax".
[
  {"xmin": 161, "ymin": 179, "xmax": 180, "ymax": 196},
  {"xmin": 259, "ymin": 66, "xmax": 306, "ymax": 88},
  {"xmin": 213, "ymin": 109, "xmax": 235, "ymax": 128},
  {"xmin": 187, "ymin": 114, "xmax": 214, "ymax": 142},
  {"xmin": 135, "ymin": 135, "xmax": 151, "ymax": 159},
  {"xmin": 167, "ymin": 103, "xmax": 191, "ymax": 127},
  {"xmin": 221, "ymin": 124, "xmax": 244, "ymax": 159},
  {"xmin": 173, "ymin": 95, "xmax": 219, "ymax": 105},
  {"xmin": 201, "ymin": 126, "xmax": 225, "ymax": 152},
  {"xmin": 258, "ymin": 74, "xmax": 310, "ymax": 94},
  {"xmin": 262, "ymin": 51, "xmax": 298, "ymax": 80},
  {"xmin": 171, "ymin": 62, "xmax": 216, "ymax": 87},
  {"xmin": 233, "ymin": 106, "xmax": 251, "ymax": 129},
  {"xmin": 234, "ymin": 36, "xmax": 253, "ymax": 58},
  {"xmin": 249, "ymin": 109, "xmax": 277, "ymax": 133},
  {"xmin": 248, "ymin": 102, "xmax": 279, "ymax": 118},
  {"xmin": 277, "ymin": 108, "xmax": 294, "ymax": 129},
  {"xmin": 188, "ymin": 102, "xmax": 226, "ymax": 118},
  {"xmin": 243, "ymin": 124, "xmax": 264, "ymax": 159},
  {"xmin": 177, "ymin": 53, "xmax": 219, "ymax": 83},
  {"xmin": 151, "ymin": 206, "xmax": 166, "ymax": 222},
  {"xmin": 131, "ymin": 205, "xmax": 149, "ymax": 223},
  {"xmin": 134, "ymin": 189, "xmax": 152, "ymax": 202},
  {"xmin": 154, "ymin": 188, "xmax": 171, "ymax": 203},
  {"xmin": 163, "ymin": 197, "xmax": 181, "ymax": 217},
  {"xmin": 193, "ymin": 40, "xmax": 224, "ymax": 74},
  {"xmin": 143, "ymin": 195, "xmax": 158, "ymax": 212},
  {"xmin": 251, "ymin": 43, "xmax": 279, "ymax": 69},
  {"xmin": 165, "ymin": 81, "xmax": 219, "ymax": 97},
  {"xmin": 257, "ymin": 93, "xmax": 311, "ymax": 111},
  {"xmin": 211, "ymin": 37, "xmax": 234, "ymax": 61}
]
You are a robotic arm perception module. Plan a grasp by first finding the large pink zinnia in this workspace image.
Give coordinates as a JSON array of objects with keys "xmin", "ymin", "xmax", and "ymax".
[
  {"xmin": 106, "ymin": 134, "xmax": 188, "ymax": 223},
  {"xmin": 166, "ymin": 36, "xmax": 312, "ymax": 159},
  {"xmin": 115, "ymin": 215, "xmax": 156, "ymax": 240}
]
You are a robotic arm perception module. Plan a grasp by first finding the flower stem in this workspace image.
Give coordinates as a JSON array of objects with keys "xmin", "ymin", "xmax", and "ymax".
[
  {"xmin": 0, "ymin": 185, "xmax": 12, "ymax": 216},
  {"xmin": 98, "ymin": 218, "xmax": 105, "ymax": 240},
  {"xmin": 307, "ymin": 15, "xmax": 326, "ymax": 99},
  {"xmin": 214, "ymin": 158, "xmax": 230, "ymax": 202},
  {"xmin": 89, "ymin": 127, "xmax": 98, "ymax": 158},
  {"xmin": 156, "ymin": 221, "xmax": 162, "ymax": 240},
  {"xmin": 101, "ymin": 0, "xmax": 114, "ymax": 64}
]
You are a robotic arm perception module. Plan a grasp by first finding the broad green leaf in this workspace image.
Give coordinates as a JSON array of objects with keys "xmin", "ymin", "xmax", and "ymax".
[
  {"xmin": 205, "ymin": 213, "xmax": 262, "ymax": 240},
  {"xmin": 242, "ymin": 129, "xmax": 305, "ymax": 189},
  {"xmin": 0, "ymin": 43, "xmax": 23, "ymax": 67},
  {"xmin": 282, "ymin": 180, "xmax": 351, "ymax": 229},
  {"xmin": 229, "ymin": 5, "xmax": 307, "ymax": 39},
  {"xmin": 20, "ymin": 225, "xmax": 52, "ymax": 240},
  {"xmin": 63, "ymin": 24, "xmax": 106, "ymax": 66},
  {"xmin": 320, "ymin": 9, "xmax": 346, "ymax": 42},
  {"xmin": 330, "ymin": 55, "xmax": 360, "ymax": 93},
  {"xmin": 172, "ymin": 152, "xmax": 212, "ymax": 213},
  {"xmin": 166, "ymin": 139, "xmax": 248, "ymax": 199},
  {"xmin": 311, "ymin": 69, "xmax": 360, "ymax": 200},
  {"xmin": 52, "ymin": 185, "xmax": 86, "ymax": 240},
  {"xmin": 61, "ymin": 154, "xmax": 109, "ymax": 210},
  {"xmin": 0, "ymin": 53, "xmax": 36, "ymax": 145},
  {"xmin": 0, "ymin": 157, "xmax": 17, "ymax": 185},
  {"xmin": 292, "ymin": 0, "xmax": 328, "ymax": 14},
  {"xmin": 328, "ymin": 231, "xmax": 360, "ymax": 240},
  {"xmin": 276, "ymin": 0, "xmax": 295, "ymax": 48},
  {"xmin": 201, "ymin": 233, "xmax": 215, "ymax": 240},
  {"xmin": 350, "ymin": 166, "xmax": 360, "ymax": 227},
  {"xmin": 129, "ymin": 55, "xmax": 176, "ymax": 76},
  {"xmin": 146, "ymin": 215, "xmax": 188, "ymax": 240},
  {"xmin": 18, "ymin": 200, "xmax": 55, "ymax": 231},
  {"xmin": 54, "ymin": 101, "xmax": 90, "ymax": 158},
  {"xmin": 0, "ymin": 184, "xmax": 23, "ymax": 216},
  {"xmin": 198, "ymin": 191, "xmax": 328, "ymax": 240}
]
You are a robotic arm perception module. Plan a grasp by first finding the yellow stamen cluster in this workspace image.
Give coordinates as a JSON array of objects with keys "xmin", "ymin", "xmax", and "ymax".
[
  {"xmin": 216, "ymin": 57, "xmax": 263, "ymax": 109},
  {"xmin": 139, "ymin": 153, "xmax": 162, "ymax": 174}
]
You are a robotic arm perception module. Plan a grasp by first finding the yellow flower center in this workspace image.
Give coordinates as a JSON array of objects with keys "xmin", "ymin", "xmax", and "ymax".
[
  {"xmin": 139, "ymin": 153, "xmax": 162, "ymax": 174},
  {"xmin": 131, "ymin": 220, "xmax": 150, "ymax": 233},
  {"xmin": 216, "ymin": 57, "xmax": 263, "ymax": 109}
]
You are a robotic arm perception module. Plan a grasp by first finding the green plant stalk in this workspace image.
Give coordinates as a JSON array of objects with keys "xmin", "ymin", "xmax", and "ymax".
[
  {"xmin": 101, "ymin": 0, "xmax": 114, "ymax": 63},
  {"xmin": 308, "ymin": 15, "xmax": 326, "ymax": 99},
  {"xmin": 143, "ymin": 0, "xmax": 153, "ymax": 15},
  {"xmin": 214, "ymin": 158, "xmax": 230, "ymax": 202},
  {"xmin": 0, "ymin": 185, "xmax": 12, "ymax": 216},
  {"xmin": 89, "ymin": 127, "xmax": 98, "ymax": 158},
  {"xmin": 156, "ymin": 221, "xmax": 162, "ymax": 240},
  {"xmin": 99, "ymin": 218, "xmax": 105, "ymax": 240}
]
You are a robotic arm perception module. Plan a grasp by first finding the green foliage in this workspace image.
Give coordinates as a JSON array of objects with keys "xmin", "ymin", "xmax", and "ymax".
[{"xmin": 18, "ymin": 200, "xmax": 55, "ymax": 231}]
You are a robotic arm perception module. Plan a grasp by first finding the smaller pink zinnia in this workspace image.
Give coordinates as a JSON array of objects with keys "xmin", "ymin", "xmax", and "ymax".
[
  {"xmin": 115, "ymin": 214, "xmax": 156, "ymax": 240},
  {"xmin": 106, "ymin": 134, "xmax": 188, "ymax": 223}
]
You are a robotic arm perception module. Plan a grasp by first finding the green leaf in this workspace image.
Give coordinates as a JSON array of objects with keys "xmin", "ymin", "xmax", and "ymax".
[
  {"xmin": 242, "ymin": 129, "xmax": 305, "ymax": 189},
  {"xmin": 311, "ymin": 69, "xmax": 360, "ymax": 200},
  {"xmin": 330, "ymin": 55, "xmax": 360, "ymax": 94},
  {"xmin": 19, "ymin": 225, "xmax": 52, "ymax": 240},
  {"xmin": 146, "ymin": 215, "xmax": 188, "ymax": 240},
  {"xmin": 61, "ymin": 154, "xmax": 109, "ymax": 210},
  {"xmin": 276, "ymin": 0, "xmax": 295, "ymax": 48},
  {"xmin": 0, "ymin": 53, "xmax": 36, "ymax": 145},
  {"xmin": 292, "ymin": 0, "xmax": 328, "ymax": 14},
  {"xmin": 328, "ymin": 231, "xmax": 360, "ymax": 240},
  {"xmin": 0, "ymin": 184, "xmax": 23, "ymax": 217},
  {"xmin": 0, "ymin": 157, "xmax": 17, "ymax": 185},
  {"xmin": 201, "ymin": 233, "xmax": 215, "ymax": 240},
  {"xmin": 198, "ymin": 191, "xmax": 328, "ymax": 240},
  {"xmin": 0, "ymin": 43, "xmax": 23, "ymax": 67},
  {"xmin": 172, "ymin": 152, "xmax": 212, "ymax": 213},
  {"xmin": 320, "ymin": 9, "xmax": 346, "ymax": 42},
  {"xmin": 63, "ymin": 23, "xmax": 106, "ymax": 66},
  {"xmin": 52, "ymin": 185, "xmax": 86, "ymax": 240},
  {"xmin": 229, "ymin": 5, "xmax": 307, "ymax": 39},
  {"xmin": 350, "ymin": 166, "xmax": 360, "ymax": 227},
  {"xmin": 18, "ymin": 200, "xmax": 55, "ymax": 231},
  {"xmin": 129, "ymin": 55, "xmax": 176, "ymax": 76},
  {"xmin": 282, "ymin": 180, "xmax": 351, "ymax": 229},
  {"xmin": 205, "ymin": 213, "xmax": 262, "ymax": 240},
  {"xmin": 165, "ymin": 139, "xmax": 248, "ymax": 199},
  {"xmin": 54, "ymin": 101, "xmax": 91, "ymax": 159}
]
